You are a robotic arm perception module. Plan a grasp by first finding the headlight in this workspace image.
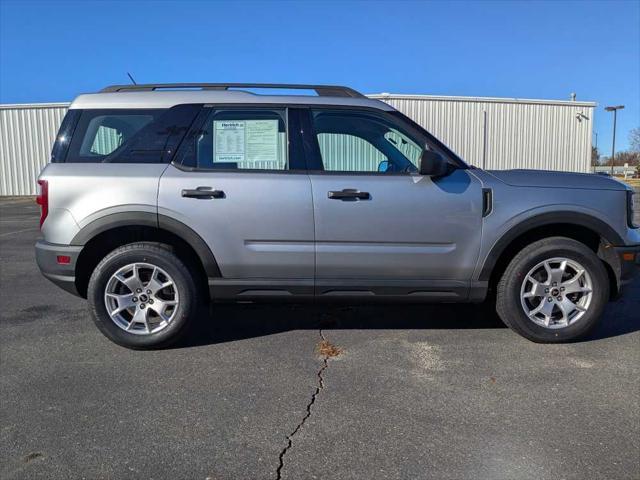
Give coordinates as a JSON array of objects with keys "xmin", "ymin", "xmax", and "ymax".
[{"xmin": 628, "ymin": 190, "xmax": 639, "ymax": 228}]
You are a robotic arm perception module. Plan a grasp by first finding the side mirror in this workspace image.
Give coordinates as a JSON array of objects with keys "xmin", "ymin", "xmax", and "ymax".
[
  {"xmin": 419, "ymin": 150, "xmax": 449, "ymax": 177},
  {"xmin": 377, "ymin": 160, "xmax": 389, "ymax": 172}
]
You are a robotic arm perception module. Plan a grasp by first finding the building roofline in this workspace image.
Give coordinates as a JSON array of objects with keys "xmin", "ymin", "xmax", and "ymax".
[
  {"xmin": 368, "ymin": 93, "xmax": 597, "ymax": 107},
  {"xmin": 0, "ymin": 102, "xmax": 71, "ymax": 110}
]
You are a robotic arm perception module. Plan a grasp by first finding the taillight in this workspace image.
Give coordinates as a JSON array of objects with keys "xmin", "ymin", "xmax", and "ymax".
[{"xmin": 36, "ymin": 179, "xmax": 48, "ymax": 228}]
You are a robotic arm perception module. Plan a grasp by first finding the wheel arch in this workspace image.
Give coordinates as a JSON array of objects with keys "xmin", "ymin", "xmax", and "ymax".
[
  {"xmin": 480, "ymin": 211, "xmax": 623, "ymax": 299},
  {"xmin": 72, "ymin": 212, "xmax": 220, "ymax": 298}
]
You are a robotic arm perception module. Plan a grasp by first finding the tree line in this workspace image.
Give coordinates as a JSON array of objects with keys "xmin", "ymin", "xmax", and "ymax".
[{"xmin": 592, "ymin": 127, "xmax": 640, "ymax": 167}]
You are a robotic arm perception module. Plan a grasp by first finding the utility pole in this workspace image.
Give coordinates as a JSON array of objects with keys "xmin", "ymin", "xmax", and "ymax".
[{"xmin": 605, "ymin": 105, "xmax": 624, "ymax": 176}]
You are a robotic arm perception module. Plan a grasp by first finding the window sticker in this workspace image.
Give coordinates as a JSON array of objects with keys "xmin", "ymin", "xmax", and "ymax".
[
  {"xmin": 214, "ymin": 121, "xmax": 245, "ymax": 162},
  {"xmin": 213, "ymin": 119, "xmax": 279, "ymax": 163},
  {"xmin": 245, "ymin": 120, "xmax": 278, "ymax": 163}
]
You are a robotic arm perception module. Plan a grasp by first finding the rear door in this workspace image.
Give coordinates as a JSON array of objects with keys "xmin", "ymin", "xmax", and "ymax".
[
  {"xmin": 158, "ymin": 107, "xmax": 315, "ymax": 298},
  {"xmin": 304, "ymin": 108, "xmax": 483, "ymax": 300}
]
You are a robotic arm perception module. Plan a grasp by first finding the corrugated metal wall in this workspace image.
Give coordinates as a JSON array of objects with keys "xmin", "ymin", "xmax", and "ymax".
[
  {"xmin": 0, "ymin": 104, "xmax": 68, "ymax": 195},
  {"xmin": 371, "ymin": 94, "xmax": 594, "ymax": 172},
  {"xmin": 0, "ymin": 95, "xmax": 595, "ymax": 195}
]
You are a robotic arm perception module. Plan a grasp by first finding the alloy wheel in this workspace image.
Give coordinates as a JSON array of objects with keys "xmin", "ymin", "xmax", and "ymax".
[
  {"xmin": 104, "ymin": 262, "xmax": 179, "ymax": 335},
  {"xmin": 519, "ymin": 257, "xmax": 593, "ymax": 329}
]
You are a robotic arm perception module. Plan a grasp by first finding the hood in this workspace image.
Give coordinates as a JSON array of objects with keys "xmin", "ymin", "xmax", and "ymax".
[{"xmin": 486, "ymin": 169, "xmax": 629, "ymax": 191}]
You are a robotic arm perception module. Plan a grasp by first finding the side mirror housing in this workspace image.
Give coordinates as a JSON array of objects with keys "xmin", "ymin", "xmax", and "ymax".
[{"xmin": 419, "ymin": 150, "xmax": 449, "ymax": 177}]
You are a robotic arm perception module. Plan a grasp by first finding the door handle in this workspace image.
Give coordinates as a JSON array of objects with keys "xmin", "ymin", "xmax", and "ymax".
[
  {"xmin": 181, "ymin": 187, "xmax": 225, "ymax": 199},
  {"xmin": 328, "ymin": 189, "xmax": 371, "ymax": 200}
]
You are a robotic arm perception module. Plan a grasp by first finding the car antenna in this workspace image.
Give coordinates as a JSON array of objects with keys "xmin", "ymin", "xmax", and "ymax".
[{"xmin": 126, "ymin": 72, "xmax": 137, "ymax": 85}]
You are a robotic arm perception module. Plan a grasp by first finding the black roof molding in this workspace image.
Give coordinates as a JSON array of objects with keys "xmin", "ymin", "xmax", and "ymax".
[{"xmin": 100, "ymin": 83, "xmax": 365, "ymax": 98}]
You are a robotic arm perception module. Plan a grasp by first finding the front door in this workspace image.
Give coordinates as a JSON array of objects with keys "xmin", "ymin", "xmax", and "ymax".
[
  {"xmin": 158, "ymin": 107, "xmax": 314, "ymax": 298},
  {"xmin": 305, "ymin": 108, "xmax": 483, "ymax": 300}
]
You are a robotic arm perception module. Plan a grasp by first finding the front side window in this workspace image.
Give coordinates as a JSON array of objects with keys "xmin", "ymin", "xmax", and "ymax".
[
  {"xmin": 311, "ymin": 110, "xmax": 425, "ymax": 173},
  {"xmin": 178, "ymin": 108, "xmax": 287, "ymax": 170}
]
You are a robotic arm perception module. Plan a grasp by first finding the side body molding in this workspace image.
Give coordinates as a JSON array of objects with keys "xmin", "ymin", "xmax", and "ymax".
[
  {"xmin": 477, "ymin": 211, "xmax": 625, "ymax": 281},
  {"xmin": 70, "ymin": 211, "xmax": 221, "ymax": 277}
]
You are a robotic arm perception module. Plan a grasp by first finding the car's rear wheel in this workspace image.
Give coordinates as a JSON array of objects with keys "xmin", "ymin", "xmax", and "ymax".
[
  {"xmin": 87, "ymin": 242, "xmax": 197, "ymax": 349},
  {"xmin": 496, "ymin": 237, "xmax": 609, "ymax": 343}
]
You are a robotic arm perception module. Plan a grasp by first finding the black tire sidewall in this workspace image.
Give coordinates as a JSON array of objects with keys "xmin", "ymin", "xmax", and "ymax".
[
  {"xmin": 88, "ymin": 244, "xmax": 195, "ymax": 349},
  {"xmin": 498, "ymin": 239, "xmax": 609, "ymax": 343}
]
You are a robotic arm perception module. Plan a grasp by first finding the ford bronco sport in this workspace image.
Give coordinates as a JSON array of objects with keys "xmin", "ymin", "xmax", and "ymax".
[{"xmin": 35, "ymin": 83, "xmax": 640, "ymax": 349}]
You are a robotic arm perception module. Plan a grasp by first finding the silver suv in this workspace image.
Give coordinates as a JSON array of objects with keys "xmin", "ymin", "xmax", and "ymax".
[{"xmin": 35, "ymin": 83, "xmax": 639, "ymax": 348}]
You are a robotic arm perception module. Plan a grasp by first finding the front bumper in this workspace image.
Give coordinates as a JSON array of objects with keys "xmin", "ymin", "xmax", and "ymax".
[
  {"xmin": 614, "ymin": 244, "xmax": 640, "ymax": 289},
  {"xmin": 35, "ymin": 240, "xmax": 83, "ymax": 297}
]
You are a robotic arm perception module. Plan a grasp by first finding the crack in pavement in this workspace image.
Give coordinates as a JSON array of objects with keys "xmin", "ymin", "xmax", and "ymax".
[{"xmin": 275, "ymin": 329, "xmax": 334, "ymax": 480}]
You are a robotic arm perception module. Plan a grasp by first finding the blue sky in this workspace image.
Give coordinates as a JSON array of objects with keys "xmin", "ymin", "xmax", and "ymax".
[{"xmin": 1, "ymin": 0, "xmax": 638, "ymax": 152}]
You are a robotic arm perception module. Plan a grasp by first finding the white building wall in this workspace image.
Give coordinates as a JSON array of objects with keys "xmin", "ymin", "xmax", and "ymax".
[
  {"xmin": 0, "ymin": 95, "xmax": 595, "ymax": 196},
  {"xmin": 371, "ymin": 94, "xmax": 595, "ymax": 173},
  {"xmin": 0, "ymin": 103, "xmax": 68, "ymax": 195}
]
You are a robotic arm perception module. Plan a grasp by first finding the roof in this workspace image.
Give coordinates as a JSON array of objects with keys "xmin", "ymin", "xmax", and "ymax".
[
  {"xmin": 1, "ymin": 92, "xmax": 597, "ymax": 111},
  {"xmin": 369, "ymin": 93, "xmax": 597, "ymax": 107},
  {"xmin": 69, "ymin": 90, "xmax": 394, "ymax": 110}
]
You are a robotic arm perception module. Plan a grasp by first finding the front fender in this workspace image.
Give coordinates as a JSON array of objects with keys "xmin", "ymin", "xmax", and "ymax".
[{"xmin": 476, "ymin": 208, "xmax": 625, "ymax": 282}]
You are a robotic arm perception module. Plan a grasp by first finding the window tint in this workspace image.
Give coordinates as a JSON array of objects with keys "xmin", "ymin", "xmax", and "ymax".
[
  {"xmin": 109, "ymin": 104, "xmax": 201, "ymax": 164},
  {"xmin": 178, "ymin": 109, "xmax": 287, "ymax": 170},
  {"xmin": 311, "ymin": 110, "xmax": 424, "ymax": 173},
  {"xmin": 78, "ymin": 113, "xmax": 157, "ymax": 157},
  {"xmin": 51, "ymin": 109, "xmax": 81, "ymax": 163},
  {"xmin": 67, "ymin": 109, "xmax": 164, "ymax": 163}
]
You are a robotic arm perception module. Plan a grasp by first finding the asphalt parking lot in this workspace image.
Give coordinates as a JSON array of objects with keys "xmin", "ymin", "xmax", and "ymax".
[{"xmin": 1, "ymin": 197, "xmax": 639, "ymax": 480}]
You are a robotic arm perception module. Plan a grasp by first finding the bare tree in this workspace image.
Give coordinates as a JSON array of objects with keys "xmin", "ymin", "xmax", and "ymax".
[
  {"xmin": 591, "ymin": 146, "xmax": 600, "ymax": 166},
  {"xmin": 615, "ymin": 151, "xmax": 640, "ymax": 167},
  {"xmin": 630, "ymin": 127, "xmax": 640, "ymax": 153}
]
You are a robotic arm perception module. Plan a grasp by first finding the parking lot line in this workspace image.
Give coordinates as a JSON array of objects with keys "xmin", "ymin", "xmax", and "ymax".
[{"xmin": 0, "ymin": 227, "xmax": 39, "ymax": 237}]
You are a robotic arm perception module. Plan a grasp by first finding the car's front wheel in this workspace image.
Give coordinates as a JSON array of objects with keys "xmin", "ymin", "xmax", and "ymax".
[
  {"xmin": 496, "ymin": 237, "xmax": 609, "ymax": 343},
  {"xmin": 87, "ymin": 242, "xmax": 198, "ymax": 349}
]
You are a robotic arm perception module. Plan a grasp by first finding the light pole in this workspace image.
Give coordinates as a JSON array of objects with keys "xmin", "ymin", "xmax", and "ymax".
[
  {"xmin": 605, "ymin": 105, "xmax": 624, "ymax": 175},
  {"xmin": 593, "ymin": 132, "xmax": 598, "ymax": 171}
]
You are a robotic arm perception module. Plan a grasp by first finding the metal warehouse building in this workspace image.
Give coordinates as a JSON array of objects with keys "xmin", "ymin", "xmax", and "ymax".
[{"xmin": 0, "ymin": 94, "xmax": 595, "ymax": 196}]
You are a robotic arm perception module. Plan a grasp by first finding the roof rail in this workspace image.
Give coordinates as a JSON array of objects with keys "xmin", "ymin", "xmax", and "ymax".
[{"xmin": 99, "ymin": 83, "xmax": 365, "ymax": 98}]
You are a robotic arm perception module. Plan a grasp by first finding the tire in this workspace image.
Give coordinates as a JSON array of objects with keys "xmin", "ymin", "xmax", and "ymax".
[
  {"xmin": 496, "ymin": 237, "xmax": 609, "ymax": 343},
  {"xmin": 87, "ymin": 242, "xmax": 198, "ymax": 349}
]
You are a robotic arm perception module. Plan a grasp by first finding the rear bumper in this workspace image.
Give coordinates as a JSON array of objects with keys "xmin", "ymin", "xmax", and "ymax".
[{"xmin": 35, "ymin": 240, "xmax": 83, "ymax": 297}]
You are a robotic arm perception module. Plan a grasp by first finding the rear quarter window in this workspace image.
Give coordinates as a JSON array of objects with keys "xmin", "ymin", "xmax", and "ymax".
[
  {"xmin": 80, "ymin": 114, "xmax": 156, "ymax": 156},
  {"xmin": 50, "ymin": 110, "xmax": 81, "ymax": 163},
  {"xmin": 66, "ymin": 109, "xmax": 164, "ymax": 163},
  {"xmin": 61, "ymin": 105, "xmax": 200, "ymax": 164}
]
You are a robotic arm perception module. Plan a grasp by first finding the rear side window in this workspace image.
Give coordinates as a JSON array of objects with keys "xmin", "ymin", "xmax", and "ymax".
[{"xmin": 176, "ymin": 108, "xmax": 288, "ymax": 171}]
